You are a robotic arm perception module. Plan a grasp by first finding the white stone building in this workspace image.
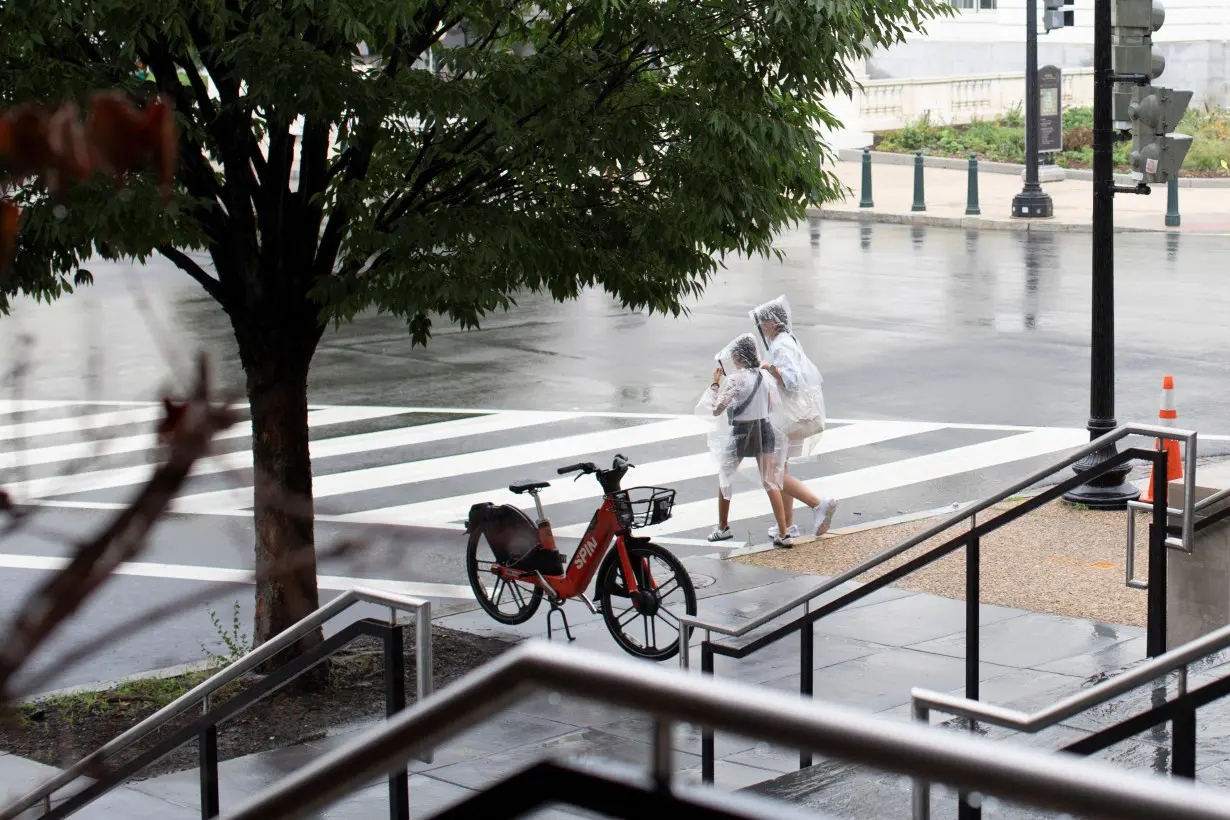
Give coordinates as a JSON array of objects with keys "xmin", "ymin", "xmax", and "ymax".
[{"xmin": 823, "ymin": 0, "xmax": 1228, "ymax": 149}]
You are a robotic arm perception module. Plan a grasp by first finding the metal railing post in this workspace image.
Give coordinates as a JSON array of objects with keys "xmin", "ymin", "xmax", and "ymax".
[
  {"xmin": 653, "ymin": 719, "xmax": 674, "ymax": 793},
  {"xmin": 1166, "ymin": 178, "xmax": 1181, "ymax": 228},
  {"xmin": 1173, "ymin": 707, "xmax": 1197, "ymax": 778},
  {"xmin": 965, "ymin": 534, "xmax": 980, "ymax": 703},
  {"xmin": 1148, "ymin": 447, "xmax": 1169, "ymax": 658},
  {"xmin": 911, "ymin": 702, "xmax": 930, "ymax": 820},
  {"xmin": 860, "ymin": 147, "xmax": 874, "ymax": 208},
  {"xmin": 960, "ymin": 530, "xmax": 982, "ymax": 820},
  {"xmin": 912, "ymin": 150, "xmax": 926, "ymax": 212},
  {"xmin": 800, "ymin": 602, "xmax": 813, "ymax": 771},
  {"xmin": 701, "ymin": 640, "xmax": 715, "ymax": 784},
  {"xmin": 965, "ymin": 153, "xmax": 981, "ymax": 216},
  {"xmin": 199, "ymin": 725, "xmax": 219, "ymax": 819},
  {"xmin": 384, "ymin": 624, "xmax": 409, "ymax": 820}
]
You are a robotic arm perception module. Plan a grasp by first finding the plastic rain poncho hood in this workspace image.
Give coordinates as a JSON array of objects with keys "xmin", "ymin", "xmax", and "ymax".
[
  {"xmin": 694, "ymin": 333, "xmax": 788, "ymax": 500},
  {"xmin": 749, "ymin": 295, "xmax": 827, "ymax": 460}
]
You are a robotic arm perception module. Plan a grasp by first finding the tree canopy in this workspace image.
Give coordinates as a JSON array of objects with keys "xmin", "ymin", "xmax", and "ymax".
[{"xmin": 0, "ymin": 0, "xmax": 951, "ymax": 651}]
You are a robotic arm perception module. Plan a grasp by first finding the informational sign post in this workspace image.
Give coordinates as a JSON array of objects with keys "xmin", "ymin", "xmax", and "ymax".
[{"xmin": 1038, "ymin": 65, "xmax": 1064, "ymax": 154}]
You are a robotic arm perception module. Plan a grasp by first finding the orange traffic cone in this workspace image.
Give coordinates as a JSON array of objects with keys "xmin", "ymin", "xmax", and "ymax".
[{"xmin": 1141, "ymin": 376, "xmax": 1183, "ymax": 503}]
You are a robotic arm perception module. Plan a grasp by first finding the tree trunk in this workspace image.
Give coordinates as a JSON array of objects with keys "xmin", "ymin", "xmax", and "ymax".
[{"xmin": 241, "ymin": 328, "xmax": 323, "ymax": 666}]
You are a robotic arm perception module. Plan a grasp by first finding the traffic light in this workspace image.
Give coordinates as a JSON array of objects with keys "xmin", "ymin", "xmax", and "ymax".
[
  {"xmin": 1127, "ymin": 87, "xmax": 1193, "ymax": 183},
  {"xmin": 1044, "ymin": 0, "xmax": 1074, "ymax": 32},
  {"xmin": 1112, "ymin": 0, "xmax": 1194, "ymax": 185},
  {"xmin": 1111, "ymin": 0, "xmax": 1166, "ymax": 128}
]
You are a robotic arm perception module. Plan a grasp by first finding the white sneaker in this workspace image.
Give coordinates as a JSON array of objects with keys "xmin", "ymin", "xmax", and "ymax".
[
  {"xmin": 773, "ymin": 534, "xmax": 795, "ymax": 549},
  {"xmin": 767, "ymin": 524, "xmax": 801, "ymax": 540},
  {"xmin": 811, "ymin": 498, "xmax": 839, "ymax": 537},
  {"xmin": 708, "ymin": 527, "xmax": 733, "ymax": 542}
]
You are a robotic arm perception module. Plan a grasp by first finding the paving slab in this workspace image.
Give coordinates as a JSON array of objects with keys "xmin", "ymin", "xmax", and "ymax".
[
  {"xmin": 808, "ymin": 592, "xmax": 1029, "ymax": 648},
  {"xmin": 0, "ymin": 754, "xmax": 197, "ymax": 820},
  {"xmin": 906, "ymin": 611, "xmax": 1145, "ymax": 670}
]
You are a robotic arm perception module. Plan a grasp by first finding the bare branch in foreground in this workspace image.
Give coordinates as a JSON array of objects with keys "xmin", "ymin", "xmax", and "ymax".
[{"xmin": 0, "ymin": 353, "xmax": 240, "ymax": 704}]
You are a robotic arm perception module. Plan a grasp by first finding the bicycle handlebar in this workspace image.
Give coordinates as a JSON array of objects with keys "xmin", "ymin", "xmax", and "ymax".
[{"xmin": 556, "ymin": 456, "xmax": 634, "ymax": 476}]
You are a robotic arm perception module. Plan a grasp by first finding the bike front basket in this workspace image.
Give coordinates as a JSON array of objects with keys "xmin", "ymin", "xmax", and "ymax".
[{"xmin": 609, "ymin": 487, "xmax": 676, "ymax": 530}]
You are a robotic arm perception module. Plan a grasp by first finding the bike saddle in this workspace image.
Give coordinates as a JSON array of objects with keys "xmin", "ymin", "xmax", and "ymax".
[{"xmin": 508, "ymin": 480, "xmax": 551, "ymax": 494}]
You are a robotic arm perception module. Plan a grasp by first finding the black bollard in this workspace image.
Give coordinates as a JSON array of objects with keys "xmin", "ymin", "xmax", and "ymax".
[
  {"xmin": 1166, "ymin": 177, "xmax": 1180, "ymax": 227},
  {"xmin": 859, "ymin": 147, "xmax": 874, "ymax": 208},
  {"xmin": 966, "ymin": 152, "xmax": 981, "ymax": 216},
  {"xmin": 911, "ymin": 150, "xmax": 926, "ymax": 212}
]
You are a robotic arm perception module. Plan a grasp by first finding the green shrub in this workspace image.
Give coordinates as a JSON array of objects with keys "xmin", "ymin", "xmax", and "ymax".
[{"xmin": 873, "ymin": 103, "xmax": 1229, "ymax": 176}]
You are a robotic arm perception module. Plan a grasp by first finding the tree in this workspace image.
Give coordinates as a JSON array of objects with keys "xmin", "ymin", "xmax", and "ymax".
[{"xmin": 0, "ymin": 0, "xmax": 951, "ymax": 657}]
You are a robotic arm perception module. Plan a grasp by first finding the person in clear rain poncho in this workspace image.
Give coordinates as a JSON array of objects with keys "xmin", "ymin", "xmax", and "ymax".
[
  {"xmin": 750, "ymin": 295, "xmax": 839, "ymax": 541},
  {"xmin": 695, "ymin": 333, "xmax": 795, "ymax": 547}
]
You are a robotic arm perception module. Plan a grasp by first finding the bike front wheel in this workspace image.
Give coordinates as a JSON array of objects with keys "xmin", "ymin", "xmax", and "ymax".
[{"xmin": 596, "ymin": 540, "xmax": 697, "ymax": 661}]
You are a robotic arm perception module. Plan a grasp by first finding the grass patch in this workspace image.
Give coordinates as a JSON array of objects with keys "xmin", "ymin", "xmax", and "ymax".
[
  {"xmin": 0, "ymin": 622, "xmax": 518, "ymax": 780},
  {"xmin": 874, "ymin": 104, "xmax": 1230, "ymax": 177}
]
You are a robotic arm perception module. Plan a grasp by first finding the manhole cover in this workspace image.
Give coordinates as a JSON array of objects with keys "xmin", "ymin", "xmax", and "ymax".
[{"xmin": 689, "ymin": 573, "xmax": 716, "ymax": 589}]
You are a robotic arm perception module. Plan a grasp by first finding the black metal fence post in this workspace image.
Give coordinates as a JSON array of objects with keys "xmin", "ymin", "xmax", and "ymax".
[
  {"xmin": 199, "ymin": 725, "xmax": 219, "ymax": 819},
  {"xmin": 966, "ymin": 153, "xmax": 981, "ymax": 216},
  {"xmin": 959, "ymin": 534, "xmax": 982, "ymax": 820},
  {"xmin": 701, "ymin": 643, "xmax": 715, "ymax": 784},
  {"xmin": 384, "ymin": 624, "xmax": 409, "ymax": 820},
  {"xmin": 1173, "ymin": 706, "xmax": 1197, "ymax": 778},
  {"xmin": 1147, "ymin": 448, "xmax": 1169, "ymax": 657},
  {"xmin": 1166, "ymin": 178, "xmax": 1181, "ymax": 228},
  {"xmin": 912, "ymin": 151, "xmax": 926, "ymax": 212},
  {"xmin": 800, "ymin": 608, "xmax": 814, "ymax": 770},
  {"xmin": 860, "ymin": 148, "xmax": 874, "ymax": 208}
]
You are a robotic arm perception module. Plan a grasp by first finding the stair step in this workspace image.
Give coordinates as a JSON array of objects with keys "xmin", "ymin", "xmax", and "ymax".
[{"xmin": 739, "ymin": 655, "xmax": 1226, "ymax": 819}]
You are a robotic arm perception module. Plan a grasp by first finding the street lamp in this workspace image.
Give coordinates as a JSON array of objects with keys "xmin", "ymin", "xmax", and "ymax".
[{"xmin": 1011, "ymin": 0, "xmax": 1055, "ymax": 219}]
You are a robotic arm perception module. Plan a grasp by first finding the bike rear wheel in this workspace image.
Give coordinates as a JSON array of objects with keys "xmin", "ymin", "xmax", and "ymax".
[
  {"xmin": 597, "ymin": 540, "xmax": 697, "ymax": 661},
  {"xmin": 466, "ymin": 530, "xmax": 544, "ymax": 624}
]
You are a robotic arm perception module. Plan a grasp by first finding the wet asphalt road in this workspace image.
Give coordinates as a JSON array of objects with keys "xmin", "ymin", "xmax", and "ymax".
[
  {"xmin": 3, "ymin": 219, "xmax": 1230, "ymax": 692},
  {"xmin": 8, "ymin": 220, "xmax": 1228, "ymax": 433}
]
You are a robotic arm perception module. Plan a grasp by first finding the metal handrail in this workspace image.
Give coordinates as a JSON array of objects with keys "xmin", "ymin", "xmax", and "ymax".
[
  {"xmin": 911, "ymin": 617, "xmax": 1230, "ymax": 734},
  {"xmin": 214, "ymin": 640, "xmax": 1230, "ymax": 820},
  {"xmin": 678, "ymin": 423, "xmax": 1197, "ymax": 653},
  {"xmin": 1124, "ymin": 485, "xmax": 1230, "ymax": 586},
  {"xmin": 0, "ymin": 587, "xmax": 432, "ymax": 820}
]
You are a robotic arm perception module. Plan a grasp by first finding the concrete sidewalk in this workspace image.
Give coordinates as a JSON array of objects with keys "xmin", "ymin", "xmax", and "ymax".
[
  {"xmin": 1, "ymin": 554, "xmax": 1154, "ymax": 819},
  {"xmin": 812, "ymin": 158, "xmax": 1230, "ymax": 234}
]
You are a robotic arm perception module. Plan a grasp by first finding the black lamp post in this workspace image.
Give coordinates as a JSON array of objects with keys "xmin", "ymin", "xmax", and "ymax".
[
  {"xmin": 1061, "ymin": 0, "xmax": 1139, "ymax": 509},
  {"xmin": 1012, "ymin": 0, "xmax": 1055, "ymax": 219}
]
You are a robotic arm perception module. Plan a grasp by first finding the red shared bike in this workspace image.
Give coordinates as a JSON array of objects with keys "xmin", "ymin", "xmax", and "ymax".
[{"xmin": 464, "ymin": 454, "xmax": 697, "ymax": 661}]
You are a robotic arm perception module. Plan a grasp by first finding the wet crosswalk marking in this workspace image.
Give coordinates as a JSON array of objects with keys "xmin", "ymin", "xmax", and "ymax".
[{"xmin": 0, "ymin": 399, "xmax": 1218, "ymax": 539}]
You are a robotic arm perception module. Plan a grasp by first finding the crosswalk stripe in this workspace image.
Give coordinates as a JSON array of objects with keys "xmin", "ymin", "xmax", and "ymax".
[
  {"xmin": 0, "ymin": 399, "xmax": 88, "ymax": 414},
  {"xmin": 336, "ymin": 421, "xmax": 947, "ymax": 527},
  {"xmin": 612, "ymin": 427, "xmax": 1090, "ymax": 538},
  {"xmin": 0, "ymin": 406, "xmax": 416, "ymax": 471},
  {"xmin": 0, "ymin": 406, "xmax": 168, "ymax": 442},
  {"xmin": 0, "ymin": 553, "xmax": 474, "ymax": 599},
  {"xmin": 172, "ymin": 417, "xmax": 712, "ymax": 513},
  {"xmin": 5, "ymin": 410, "xmax": 574, "ymax": 501}
]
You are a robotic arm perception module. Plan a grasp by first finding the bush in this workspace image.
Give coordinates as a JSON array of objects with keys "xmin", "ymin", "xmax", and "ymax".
[
  {"xmin": 1063, "ymin": 125, "xmax": 1093, "ymax": 152},
  {"xmin": 872, "ymin": 103, "xmax": 1230, "ymax": 175}
]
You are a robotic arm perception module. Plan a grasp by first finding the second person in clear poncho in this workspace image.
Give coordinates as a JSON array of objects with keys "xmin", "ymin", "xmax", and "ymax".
[{"xmin": 750, "ymin": 295, "xmax": 839, "ymax": 541}]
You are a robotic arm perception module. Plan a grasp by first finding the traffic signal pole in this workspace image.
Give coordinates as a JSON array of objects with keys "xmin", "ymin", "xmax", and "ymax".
[
  {"xmin": 1064, "ymin": 0, "xmax": 1189, "ymax": 508},
  {"xmin": 1063, "ymin": 0, "xmax": 1140, "ymax": 508}
]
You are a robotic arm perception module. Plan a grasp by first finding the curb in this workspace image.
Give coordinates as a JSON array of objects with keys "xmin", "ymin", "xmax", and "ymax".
[
  {"xmin": 835, "ymin": 148, "xmax": 1230, "ymax": 189},
  {"xmin": 806, "ymin": 206, "xmax": 1125, "ymax": 234},
  {"xmin": 720, "ymin": 501, "xmax": 983, "ymax": 561},
  {"xmin": 21, "ymin": 659, "xmax": 219, "ymax": 703},
  {"xmin": 17, "ymin": 603, "xmax": 479, "ymax": 703}
]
